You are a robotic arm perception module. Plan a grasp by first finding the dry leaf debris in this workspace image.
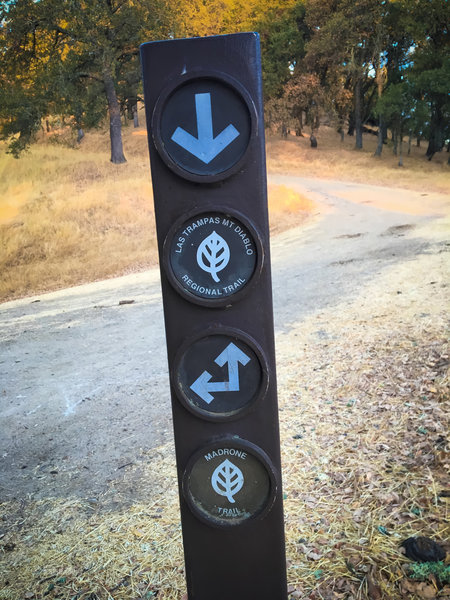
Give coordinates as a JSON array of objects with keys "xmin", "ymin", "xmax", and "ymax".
[{"xmin": 1, "ymin": 220, "xmax": 449, "ymax": 600}]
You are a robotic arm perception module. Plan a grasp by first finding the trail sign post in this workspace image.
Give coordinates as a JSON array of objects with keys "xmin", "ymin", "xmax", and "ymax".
[{"xmin": 141, "ymin": 33, "xmax": 287, "ymax": 600}]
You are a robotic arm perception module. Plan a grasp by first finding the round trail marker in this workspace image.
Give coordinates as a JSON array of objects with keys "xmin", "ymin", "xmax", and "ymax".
[
  {"xmin": 165, "ymin": 211, "xmax": 260, "ymax": 305},
  {"xmin": 174, "ymin": 330, "xmax": 267, "ymax": 421},
  {"xmin": 183, "ymin": 439, "xmax": 276, "ymax": 527},
  {"xmin": 154, "ymin": 76, "xmax": 253, "ymax": 180}
]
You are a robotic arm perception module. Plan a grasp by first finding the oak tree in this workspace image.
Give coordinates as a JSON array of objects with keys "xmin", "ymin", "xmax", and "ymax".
[{"xmin": 0, "ymin": 0, "xmax": 170, "ymax": 162}]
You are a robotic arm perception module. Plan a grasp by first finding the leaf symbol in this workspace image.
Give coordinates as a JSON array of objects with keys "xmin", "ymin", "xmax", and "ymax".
[
  {"xmin": 211, "ymin": 459, "xmax": 244, "ymax": 504},
  {"xmin": 196, "ymin": 231, "xmax": 230, "ymax": 283}
]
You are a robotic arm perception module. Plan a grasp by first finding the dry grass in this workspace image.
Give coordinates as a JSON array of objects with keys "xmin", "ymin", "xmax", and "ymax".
[
  {"xmin": 1, "ymin": 218, "xmax": 448, "ymax": 599},
  {"xmin": 1, "ymin": 119, "xmax": 449, "ymax": 303},
  {"xmin": 0, "ymin": 125, "xmax": 314, "ymax": 303},
  {"xmin": 277, "ymin": 222, "xmax": 450, "ymax": 598},
  {"xmin": 0, "ymin": 128, "xmax": 156, "ymax": 301},
  {"xmin": 0, "ymin": 122, "xmax": 448, "ymax": 598},
  {"xmin": 267, "ymin": 127, "xmax": 450, "ymax": 194},
  {"xmin": 268, "ymin": 183, "xmax": 316, "ymax": 235}
]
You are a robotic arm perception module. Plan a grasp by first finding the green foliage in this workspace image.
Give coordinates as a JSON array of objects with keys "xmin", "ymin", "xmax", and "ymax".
[
  {"xmin": 1, "ymin": 0, "xmax": 448, "ymax": 161},
  {"xmin": 257, "ymin": 2, "xmax": 308, "ymax": 99},
  {"xmin": 0, "ymin": 82, "xmax": 43, "ymax": 157},
  {"xmin": 264, "ymin": 0, "xmax": 449, "ymax": 156},
  {"xmin": 375, "ymin": 82, "xmax": 414, "ymax": 123},
  {"xmin": 382, "ymin": 0, "xmax": 450, "ymax": 157},
  {"xmin": 408, "ymin": 562, "xmax": 450, "ymax": 584},
  {"xmin": 0, "ymin": 0, "xmax": 173, "ymax": 159}
]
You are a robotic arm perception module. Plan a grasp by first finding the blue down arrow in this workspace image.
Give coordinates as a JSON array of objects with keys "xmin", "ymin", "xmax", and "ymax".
[
  {"xmin": 171, "ymin": 93, "xmax": 240, "ymax": 164},
  {"xmin": 190, "ymin": 342, "xmax": 251, "ymax": 404}
]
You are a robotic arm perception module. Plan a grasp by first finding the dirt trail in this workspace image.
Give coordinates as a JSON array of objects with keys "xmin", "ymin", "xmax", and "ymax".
[
  {"xmin": 0, "ymin": 176, "xmax": 448, "ymax": 504},
  {"xmin": 269, "ymin": 176, "xmax": 449, "ymax": 331}
]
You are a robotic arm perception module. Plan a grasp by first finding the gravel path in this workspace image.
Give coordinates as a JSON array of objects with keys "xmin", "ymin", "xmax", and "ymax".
[{"xmin": 0, "ymin": 176, "xmax": 448, "ymax": 503}]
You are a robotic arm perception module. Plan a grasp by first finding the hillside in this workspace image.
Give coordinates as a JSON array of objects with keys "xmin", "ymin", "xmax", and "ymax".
[{"xmin": 0, "ymin": 119, "xmax": 448, "ymax": 303}]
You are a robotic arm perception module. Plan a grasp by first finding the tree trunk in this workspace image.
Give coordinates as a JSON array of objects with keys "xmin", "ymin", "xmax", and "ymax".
[
  {"xmin": 103, "ymin": 70, "xmax": 126, "ymax": 164},
  {"xmin": 126, "ymin": 102, "xmax": 133, "ymax": 121},
  {"xmin": 354, "ymin": 77, "xmax": 363, "ymax": 149},
  {"xmin": 295, "ymin": 110, "xmax": 303, "ymax": 136},
  {"xmin": 393, "ymin": 129, "xmax": 398, "ymax": 155},
  {"xmin": 426, "ymin": 102, "xmax": 444, "ymax": 161},
  {"xmin": 398, "ymin": 123, "xmax": 403, "ymax": 167},
  {"xmin": 374, "ymin": 115, "xmax": 384, "ymax": 156},
  {"xmin": 133, "ymin": 104, "xmax": 139, "ymax": 128},
  {"xmin": 347, "ymin": 112, "xmax": 355, "ymax": 136},
  {"xmin": 426, "ymin": 140, "xmax": 436, "ymax": 160},
  {"xmin": 314, "ymin": 113, "xmax": 320, "ymax": 132},
  {"xmin": 426, "ymin": 134, "xmax": 442, "ymax": 160}
]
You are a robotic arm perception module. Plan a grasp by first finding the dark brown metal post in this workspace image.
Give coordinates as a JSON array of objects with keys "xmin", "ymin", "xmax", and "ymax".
[{"xmin": 140, "ymin": 33, "xmax": 287, "ymax": 600}]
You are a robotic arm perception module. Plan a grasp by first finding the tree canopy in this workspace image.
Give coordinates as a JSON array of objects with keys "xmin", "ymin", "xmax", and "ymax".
[
  {"xmin": 265, "ymin": 0, "xmax": 449, "ymax": 160},
  {"xmin": 0, "ymin": 0, "xmax": 448, "ymax": 163},
  {"xmin": 0, "ymin": 0, "xmax": 171, "ymax": 161}
]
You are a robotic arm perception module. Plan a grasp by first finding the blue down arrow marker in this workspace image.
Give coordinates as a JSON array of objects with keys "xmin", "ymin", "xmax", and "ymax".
[{"xmin": 171, "ymin": 93, "xmax": 240, "ymax": 164}]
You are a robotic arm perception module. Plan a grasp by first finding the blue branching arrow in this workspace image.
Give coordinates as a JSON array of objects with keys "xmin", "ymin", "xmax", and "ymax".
[
  {"xmin": 190, "ymin": 342, "xmax": 251, "ymax": 404},
  {"xmin": 171, "ymin": 93, "xmax": 240, "ymax": 164},
  {"xmin": 214, "ymin": 343, "xmax": 250, "ymax": 391}
]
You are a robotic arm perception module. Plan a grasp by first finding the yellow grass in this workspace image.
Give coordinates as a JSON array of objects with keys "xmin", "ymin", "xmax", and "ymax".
[
  {"xmin": 0, "ymin": 128, "xmax": 152, "ymax": 301},
  {"xmin": 0, "ymin": 119, "xmax": 448, "ymax": 303},
  {"xmin": 267, "ymin": 183, "xmax": 315, "ymax": 236},
  {"xmin": 0, "ymin": 125, "xmax": 313, "ymax": 303},
  {"xmin": 267, "ymin": 127, "xmax": 450, "ymax": 194}
]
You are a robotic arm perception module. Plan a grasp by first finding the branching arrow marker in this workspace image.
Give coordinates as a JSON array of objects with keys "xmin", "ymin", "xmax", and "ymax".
[
  {"xmin": 190, "ymin": 342, "xmax": 251, "ymax": 404},
  {"xmin": 171, "ymin": 93, "xmax": 240, "ymax": 164}
]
